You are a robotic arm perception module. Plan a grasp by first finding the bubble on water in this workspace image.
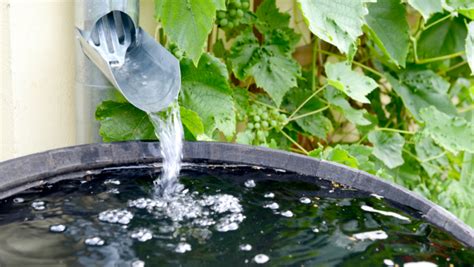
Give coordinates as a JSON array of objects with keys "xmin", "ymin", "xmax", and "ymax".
[
  {"xmin": 299, "ymin": 197, "xmax": 311, "ymax": 204},
  {"xmin": 98, "ymin": 209, "xmax": 134, "ymax": 225},
  {"xmin": 239, "ymin": 244, "xmax": 252, "ymax": 251},
  {"xmin": 142, "ymin": 75, "xmax": 148, "ymax": 79},
  {"xmin": 264, "ymin": 202, "xmax": 279, "ymax": 210},
  {"xmin": 264, "ymin": 192, "xmax": 274, "ymax": 198},
  {"xmin": 175, "ymin": 242, "xmax": 191, "ymax": 253},
  {"xmin": 244, "ymin": 179, "xmax": 256, "ymax": 188},
  {"xmin": 13, "ymin": 197, "xmax": 24, "ymax": 203},
  {"xmin": 352, "ymin": 230, "xmax": 388, "ymax": 241},
  {"xmin": 141, "ymin": 81, "xmax": 147, "ymax": 86},
  {"xmin": 312, "ymin": 227, "xmax": 319, "ymax": 233},
  {"xmin": 132, "ymin": 260, "xmax": 145, "ymax": 267},
  {"xmin": 281, "ymin": 210, "xmax": 293, "ymax": 217},
  {"xmin": 207, "ymin": 194, "xmax": 243, "ymax": 214},
  {"xmin": 131, "ymin": 228, "xmax": 153, "ymax": 242},
  {"xmin": 383, "ymin": 259, "xmax": 395, "ymax": 266},
  {"xmin": 49, "ymin": 224, "xmax": 67, "ymax": 233},
  {"xmin": 104, "ymin": 179, "xmax": 120, "ymax": 185},
  {"xmin": 216, "ymin": 213, "xmax": 246, "ymax": 232},
  {"xmin": 254, "ymin": 254, "xmax": 270, "ymax": 264},
  {"xmin": 84, "ymin": 236, "xmax": 105, "ymax": 246},
  {"xmin": 370, "ymin": 193, "xmax": 384, "ymax": 200},
  {"xmin": 31, "ymin": 200, "xmax": 46, "ymax": 210}
]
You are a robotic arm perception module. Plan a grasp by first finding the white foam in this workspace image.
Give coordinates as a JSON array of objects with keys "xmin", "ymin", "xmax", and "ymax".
[{"xmin": 361, "ymin": 205, "xmax": 410, "ymax": 221}]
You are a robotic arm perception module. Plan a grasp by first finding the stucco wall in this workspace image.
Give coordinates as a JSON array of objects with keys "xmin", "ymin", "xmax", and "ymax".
[{"xmin": 0, "ymin": 0, "xmax": 157, "ymax": 161}]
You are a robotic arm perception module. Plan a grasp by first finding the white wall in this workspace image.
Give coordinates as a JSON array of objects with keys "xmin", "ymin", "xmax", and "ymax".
[{"xmin": 0, "ymin": 0, "xmax": 157, "ymax": 161}]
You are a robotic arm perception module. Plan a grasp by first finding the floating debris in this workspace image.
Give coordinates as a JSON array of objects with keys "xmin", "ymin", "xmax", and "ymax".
[
  {"xmin": 370, "ymin": 193, "xmax": 384, "ymax": 200},
  {"xmin": 49, "ymin": 224, "xmax": 67, "ymax": 233},
  {"xmin": 299, "ymin": 197, "xmax": 311, "ymax": 204},
  {"xmin": 239, "ymin": 244, "xmax": 252, "ymax": 251},
  {"xmin": 352, "ymin": 230, "xmax": 388, "ymax": 241},
  {"xmin": 244, "ymin": 179, "xmax": 256, "ymax": 188},
  {"xmin": 361, "ymin": 205, "xmax": 410, "ymax": 222},
  {"xmin": 175, "ymin": 242, "xmax": 191, "ymax": 253},
  {"xmin": 254, "ymin": 254, "xmax": 270, "ymax": 264},
  {"xmin": 84, "ymin": 236, "xmax": 105, "ymax": 246}
]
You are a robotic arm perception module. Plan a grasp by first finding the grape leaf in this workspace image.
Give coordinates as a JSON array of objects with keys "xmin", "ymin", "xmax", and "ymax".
[
  {"xmin": 415, "ymin": 135, "xmax": 449, "ymax": 177},
  {"xmin": 255, "ymin": 0, "xmax": 290, "ymax": 33},
  {"xmin": 325, "ymin": 87, "xmax": 371, "ymax": 126},
  {"xmin": 466, "ymin": 21, "xmax": 474, "ymax": 75},
  {"xmin": 407, "ymin": 0, "xmax": 442, "ymax": 21},
  {"xmin": 419, "ymin": 106, "xmax": 474, "ymax": 154},
  {"xmin": 156, "ymin": 0, "xmax": 216, "ymax": 64},
  {"xmin": 297, "ymin": 0, "xmax": 367, "ymax": 55},
  {"xmin": 325, "ymin": 62, "xmax": 378, "ymax": 104},
  {"xmin": 388, "ymin": 71, "xmax": 456, "ymax": 121},
  {"xmin": 368, "ymin": 131, "xmax": 405, "ymax": 169},
  {"xmin": 230, "ymin": 30, "xmax": 300, "ymax": 106},
  {"xmin": 364, "ymin": 0, "xmax": 409, "ymax": 67},
  {"xmin": 180, "ymin": 106, "xmax": 204, "ymax": 139},
  {"xmin": 180, "ymin": 53, "xmax": 236, "ymax": 139},
  {"xmin": 461, "ymin": 153, "xmax": 474, "ymax": 185},
  {"xmin": 417, "ymin": 15, "xmax": 467, "ymax": 60},
  {"xmin": 95, "ymin": 101, "xmax": 156, "ymax": 142}
]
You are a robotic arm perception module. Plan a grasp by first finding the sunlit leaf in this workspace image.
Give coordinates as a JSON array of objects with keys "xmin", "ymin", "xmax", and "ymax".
[{"xmin": 368, "ymin": 131, "xmax": 405, "ymax": 169}]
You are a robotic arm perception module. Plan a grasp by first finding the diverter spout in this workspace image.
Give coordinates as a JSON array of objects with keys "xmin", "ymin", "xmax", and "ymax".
[{"xmin": 75, "ymin": 0, "xmax": 181, "ymax": 144}]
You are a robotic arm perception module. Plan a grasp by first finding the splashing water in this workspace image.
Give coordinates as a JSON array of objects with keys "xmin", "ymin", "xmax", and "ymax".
[{"xmin": 149, "ymin": 101, "xmax": 184, "ymax": 197}]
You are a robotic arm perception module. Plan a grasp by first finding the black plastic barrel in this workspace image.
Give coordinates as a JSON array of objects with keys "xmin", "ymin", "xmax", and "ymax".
[{"xmin": 0, "ymin": 141, "xmax": 473, "ymax": 248}]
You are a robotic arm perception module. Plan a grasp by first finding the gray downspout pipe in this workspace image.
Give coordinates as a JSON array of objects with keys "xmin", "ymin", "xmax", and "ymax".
[{"xmin": 74, "ymin": 0, "xmax": 139, "ymax": 144}]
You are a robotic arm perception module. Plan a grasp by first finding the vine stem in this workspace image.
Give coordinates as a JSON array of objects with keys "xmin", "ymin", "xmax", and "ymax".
[
  {"xmin": 376, "ymin": 127, "xmax": 415, "ymax": 135},
  {"xmin": 437, "ymin": 61, "xmax": 467, "ymax": 75},
  {"xmin": 288, "ymin": 105, "xmax": 329, "ymax": 121},
  {"xmin": 311, "ymin": 36, "xmax": 318, "ymax": 91},
  {"xmin": 288, "ymin": 84, "xmax": 328, "ymax": 120},
  {"xmin": 423, "ymin": 14, "xmax": 452, "ymax": 31},
  {"xmin": 422, "ymin": 151, "xmax": 446, "ymax": 163},
  {"xmin": 279, "ymin": 130, "xmax": 309, "ymax": 155},
  {"xmin": 416, "ymin": 51, "xmax": 465, "ymax": 64}
]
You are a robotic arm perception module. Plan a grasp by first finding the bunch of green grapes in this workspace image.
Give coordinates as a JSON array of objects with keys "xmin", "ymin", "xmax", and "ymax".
[
  {"xmin": 247, "ymin": 103, "xmax": 287, "ymax": 143},
  {"xmin": 216, "ymin": 0, "xmax": 250, "ymax": 29}
]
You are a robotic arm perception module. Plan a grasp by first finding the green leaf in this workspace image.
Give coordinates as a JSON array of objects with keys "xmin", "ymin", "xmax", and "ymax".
[
  {"xmin": 420, "ymin": 106, "xmax": 474, "ymax": 154},
  {"xmin": 466, "ymin": 21, "xmax": 474, "ymax": 75},
  {"xmin": 415, "ymin": 135, "xmax": 449, "ymax": 177},
  {"xmin": 417, "ymin": 15, "xmax": 467, "ymax": 60},
  {"xmin": 180, "ymin": 53, "xmax": 236, "ymax": 139},
  {"xmin": 446, "ymin": 0, "xmax": 474, "ymax": 11},
  {"xmin": 180, "ymin": 106, "xmax": 204, "ymax": 139},
  {"xmin": 95, "ymin": 101, "xmax": 156, "ymax": 142},
  {"xmin": 461, "ymin": 152, "xmax": 474, "ymax": 186},
  {"xmin": 407, "ymin": 0, "xmax": 442, "ymax": 21},
  {"xmin": 325, "ymin": 87, "xmax": 371, "ymax": 126},
  {"xmin": 364, "ymin": 0, "xmax": 409, "ymax": 67},
  {"xmin": 368, "ymin": 131, "xmax": 405, "ymax": 169},
  {"xmin": 326, "ymin": 147, "xmax": 359, "ymax": 168},
  {"xmin": 156, "ymin": 0, "xmax": 216, "ymax": 64},
  {"xmin": 388, "ymin": 71, "xmax": 456, "ymax": 121},
  {"xmin": 325, "ymin": 62, "xmax": 378, "ymax": 104},
  {"xmin": 255, "ymin": 0, "xmax": 290, "ymax": 34},
  {"xmin": 340, "ymin": 144, "xmax": 375, "ymax": 172},
  {"xmin": 230, "ymin": 30, "xmax": 300, "ymax": 106},
  {"xmin": 297, "ymin": 0, "xmax": 367, "ymax": 55}
]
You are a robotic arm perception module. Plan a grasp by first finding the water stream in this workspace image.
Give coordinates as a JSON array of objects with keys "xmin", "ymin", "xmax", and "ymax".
[{"xmin": 148, "ymin": 101, "xmax": 184, "ymax": 197}]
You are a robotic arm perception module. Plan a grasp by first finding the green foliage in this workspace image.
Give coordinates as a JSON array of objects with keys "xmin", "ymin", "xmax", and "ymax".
[
  {"xmin": 364, "ymin": 0, "xmax": 409, "ymax": 66},
  {"xmin": 97, "ymin": 0, "xmax": 474, "ymax": 227},
  {"xmin": 95, "ymin": 101, "xmax": 156, "ymax": 142},
  {"xmin": 325, "ymin": 62, "xmax": 378, "ymax": 103}
]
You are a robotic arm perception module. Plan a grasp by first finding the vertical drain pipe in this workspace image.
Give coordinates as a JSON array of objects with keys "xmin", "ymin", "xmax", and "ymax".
[{"xmin": 74, "ymin": 0, "xmax": 139, "ymax": 144}]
